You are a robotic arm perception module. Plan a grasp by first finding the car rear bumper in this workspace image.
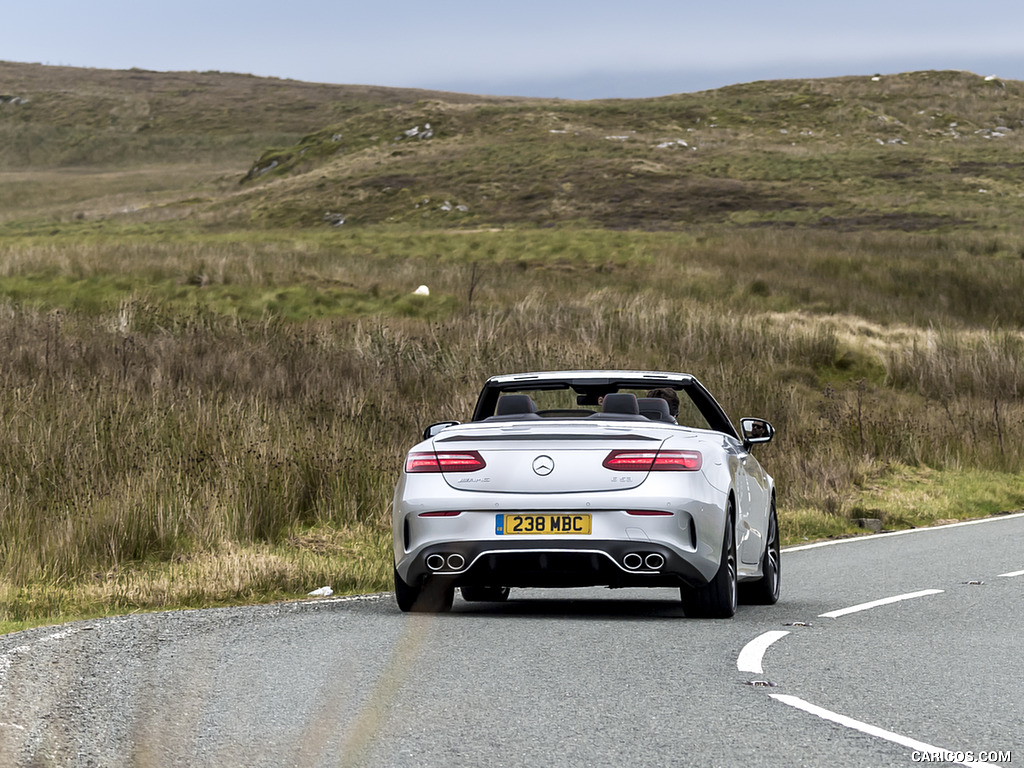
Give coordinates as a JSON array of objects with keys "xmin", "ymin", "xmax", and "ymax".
[{"xmin": 397, "ymin": 538, "xmax": 713, "ymax": 590}]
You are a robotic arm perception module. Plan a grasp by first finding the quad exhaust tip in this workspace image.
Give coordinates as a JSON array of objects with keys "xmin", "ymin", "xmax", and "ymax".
[
  {"xmin": 645, "ymin": 553, "xmax": 665, "ymax": 570},
  {"xmin": 623, "ymin": 552, "xmax": 665, "ymax": 571},
  {"xmin": 446, "ymin": 553, "xmax": 466, "ymax": 570},
  {"xmin": 426, "ymin": 553, "xmax": 466, "ymax": 571},
  {"xmin": 622, "ymin": 553, "xmax": 644, "ymax": 570}
]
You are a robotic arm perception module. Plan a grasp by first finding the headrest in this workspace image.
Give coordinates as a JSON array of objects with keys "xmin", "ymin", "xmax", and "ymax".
[
  {"xmin": 638, "ymin": 397, "xmax": 672, "ymax": 422},
  {"xmin": 495, "ymin": 394, "xmax": 538, "ymax": 416},
  {"xmin": 602, "ymin": 393, "xmax": 639, "ymax": 415}
]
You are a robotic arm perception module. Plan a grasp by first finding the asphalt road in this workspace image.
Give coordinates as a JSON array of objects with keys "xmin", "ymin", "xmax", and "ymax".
[{"xmin": 1, "ymin": 513, "xmax": 1021, "ymax": 768}]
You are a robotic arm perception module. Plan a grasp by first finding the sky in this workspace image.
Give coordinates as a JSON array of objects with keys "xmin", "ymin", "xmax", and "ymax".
[{"xmin": 5, "ymin": 0, "xmax": 1024, "ymax": 99}]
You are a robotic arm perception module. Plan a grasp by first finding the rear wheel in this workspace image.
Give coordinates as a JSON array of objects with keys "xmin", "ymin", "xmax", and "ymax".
[
  {"xmin": 681, "ymin": 505, "xmax": 737, "ymax": 619},
  {"xmin": 461, "ymin": 586, "xmax": 510, "ymax": 602},
  {"xmin": 740, "ymin": 498, "xmax": 780, "ymax": 605},
  {"xmin": 394, "ymin": 566, "xmax": 454, "ymax": 613}
]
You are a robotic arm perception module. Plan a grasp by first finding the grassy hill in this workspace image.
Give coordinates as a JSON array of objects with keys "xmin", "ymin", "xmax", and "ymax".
[
  {"xmin": 228, "ymin": 70, "xmax": 1024, "ymax": 231},
  {"xmin": 0, "ymin": 60, "xmax": 526, "ymax": 226},
  {"xmin": 1, "ymin": 63, "xmax": 1022, "ymax": 628},
  {"xmin": 4, "ymin": 63, "xmax": 1024, "ymax": 233},
  {"xmin": 0, "ymin": 60, "xmax": 518, "ymax": 167}
]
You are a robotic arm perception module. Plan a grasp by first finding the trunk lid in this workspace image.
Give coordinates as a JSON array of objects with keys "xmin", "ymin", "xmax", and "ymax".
[{"xmin": 431, "ymin": 421, "xmax": 671, "ymax": 493}]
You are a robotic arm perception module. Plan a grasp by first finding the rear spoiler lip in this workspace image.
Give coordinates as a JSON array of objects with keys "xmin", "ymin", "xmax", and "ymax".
[{"xmin": 435, "ymin": 433, "xmax": 661, "ymax": 443}]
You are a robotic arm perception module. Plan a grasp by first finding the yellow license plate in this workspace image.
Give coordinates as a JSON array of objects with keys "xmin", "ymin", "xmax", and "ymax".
[{"xmin": 496, "ymin": 513, "xmax": 591, "ymax": 535}]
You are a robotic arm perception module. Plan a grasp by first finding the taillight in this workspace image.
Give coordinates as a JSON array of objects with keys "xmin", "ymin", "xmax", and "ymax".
[
  {"xmin": 405, "ymin": 451, "xmax": 486, "ymax": 473},
  {"xmin": 649, "ymin": 450, "xmax": 702, "ymax": 470},
  {"xmin": 418, "ymin": 511, "xmax": 463, "ymax": 517},
  {"xmin": 603, "ymin": 450, "xmax": 657, "ymax": 471},
  {"xmin": 603, "ymin": 449, "xmax": 702, "ymax": 471},
  {"xmin": 626, "ymin": 510, "xmax": 674, "ymax": 516}
]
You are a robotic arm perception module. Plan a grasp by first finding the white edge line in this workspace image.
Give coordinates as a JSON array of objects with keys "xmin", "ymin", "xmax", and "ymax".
[
  {"xmin": 783, "ymin": 511, "xmax": 1024, "ymax": 553},
  {"xmin": 737, "ymin": 630, "xmax": 790, "ymax": 674},
  {"xmin": 770, "ymin": 693, "xmax": 1002, "ymax": 767},
  {"xmin": 818, "ymin": 589, "xmax": 943, "ymax": 619},
  {"xmin": 297, "ymin": 593, "xmax": 390, "ymax": 607},
  {"xmin": 0, "ymin": 722, "xmax": 25, "ymax": 731},
  {"xmin": 39, "ymin": 628, "xmax": 78, "ymax": 643},
  {"xmin": 997, "ymin": 569, "xmax": 1024, "ymax": 578}
]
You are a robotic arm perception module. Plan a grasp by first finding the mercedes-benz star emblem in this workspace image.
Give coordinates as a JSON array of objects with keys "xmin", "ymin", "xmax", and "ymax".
[{"xmin": 532, "ymin": 455, "xmax": 554, "ymax": 476}]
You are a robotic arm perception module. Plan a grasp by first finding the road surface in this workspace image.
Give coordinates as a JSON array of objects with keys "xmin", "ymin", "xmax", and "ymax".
[{"xmin": 1, "ymin": 513, "xmax": 1021, "ymax": 767}]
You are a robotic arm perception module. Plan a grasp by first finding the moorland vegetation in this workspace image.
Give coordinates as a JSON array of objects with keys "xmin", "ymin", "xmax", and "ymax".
[{"xmin": 1, "ymin": 61, "xmax": 1022, "ymax": 629}]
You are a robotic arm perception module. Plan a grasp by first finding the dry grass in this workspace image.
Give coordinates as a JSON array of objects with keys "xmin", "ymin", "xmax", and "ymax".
[{"xmin": 2, "ymin": 227, "xmax": 1022, "ymax": 626}]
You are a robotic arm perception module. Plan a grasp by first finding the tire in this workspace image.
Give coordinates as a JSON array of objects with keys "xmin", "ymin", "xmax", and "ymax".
[
  {"xmin": 680, "ymin": 504, "xmax": 738, "ymax": 619},
  {"xmin": 461, "ymin": 586, "xmax": 510, "ymax": 603},
  {"xmin": 394, "ymin": 566, "xmax": 454, "ymax": 613},
  {"xmin": 740, "ymin": 497, "xmax": 781, "ymax": 605}
]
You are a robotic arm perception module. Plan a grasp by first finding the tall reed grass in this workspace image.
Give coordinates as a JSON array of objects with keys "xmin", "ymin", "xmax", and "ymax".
[{"xmin": 1, "ymin": 227, "xmax": 1022, "ymax": 623}]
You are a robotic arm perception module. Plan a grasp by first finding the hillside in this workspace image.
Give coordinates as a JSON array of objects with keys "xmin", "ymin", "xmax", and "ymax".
[
  {"xmin": 2, "ymin": 63, "xmax": 1023, "ymax": 232},
  {"xmin": 229, "ymin": 69, "xmax": 1024, "ymax": 231},
  {"xmin": 0, "ymin": 60, "xmax": 522, "ymax": 168}
]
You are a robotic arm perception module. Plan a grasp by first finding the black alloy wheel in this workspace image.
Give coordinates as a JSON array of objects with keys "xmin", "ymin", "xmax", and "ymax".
[
  {"xmin": 740, "ymin": 498, "xmax": 781, "ymax": 605},
  {"xmin": 680, "ymin": 503, "xmax": 738, "ymax": 619}
]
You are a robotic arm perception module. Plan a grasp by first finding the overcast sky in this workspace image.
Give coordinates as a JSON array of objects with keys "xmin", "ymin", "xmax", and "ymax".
[{"xmin": 6, "ymin": 0, "xmax": 1024, "ymax": 99}]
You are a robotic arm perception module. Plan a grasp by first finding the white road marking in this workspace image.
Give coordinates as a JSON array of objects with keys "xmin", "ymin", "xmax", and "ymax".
[
  {"xmin": 0, "ymin": 630, "xmax": 79, "ymax": 701},
  {"xmin": 770, "ymin": 693, "xmax": 1003, "ymax": 767},
  {"xmin": 750, "ymin": 520, "xmax": 1021, "ymax": 766},
  {"xmin": 0, "ymin": 645, "xmax": 32, "ymax": 691},
  {"xmin": 737, "ymin": 630, "xmax": 790, "ymax": 674},
  {"xmin": 297, "ymin": 593, "xmax": 389, "ymax": 607},
  {"xmin": 783, "ymin": 511, "xmax": 1024, "ymax": 553},
  {"xmin": 38, "ymin": 628, "xmax": 78, "ymax": 643},
  {"xmin": 0, "ymin": 722, "xmax": 25, "ymax": 731},
  {"xmin": 818, "ymin": 589, "xmax": 943, "ymax": 619}
]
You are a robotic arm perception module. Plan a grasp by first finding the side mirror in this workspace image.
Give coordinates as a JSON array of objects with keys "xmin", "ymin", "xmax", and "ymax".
[
  {"xmin": 740, "ymin": 417, "xmax": 775, "ymax": 449},
  {"xmin": 423, "ymin": 421, "xmax": 460, "ymax": 440}
]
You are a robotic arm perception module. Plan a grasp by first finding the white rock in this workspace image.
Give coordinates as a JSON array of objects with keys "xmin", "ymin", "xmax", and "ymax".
[
  {"xmin": 414, "ymin": 285, "xmax": 430, "ymax": 296},
  {"xmin": 307, "ymin": 586, "xmax": 333, "ymax": 597}
]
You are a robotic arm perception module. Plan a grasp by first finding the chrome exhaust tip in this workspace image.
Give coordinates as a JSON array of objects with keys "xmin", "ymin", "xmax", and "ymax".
[
  {"xmin": 644, "ymin": 553, "xmax": 665, "ymax": 570},
  {"xmin": 623, "ymin": 553, "xmax": 643, "ymax": 570},
  {"xmin": 425, "ymin": 554, "xmax": 446, "ymax": 571},
  {"xmin": 446, "ymin": 553, "xmax": 466, "ymax": 570}
]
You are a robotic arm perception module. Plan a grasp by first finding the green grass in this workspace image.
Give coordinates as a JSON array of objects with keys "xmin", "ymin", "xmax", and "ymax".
[
  {"xmin": 783, "ymin": 468, "xmax": 1024, "ymax": 544},
  {"xmin": 847, "ymin": 466, "xmax": 1024, "ymax": 530},
  {"xmin": 0, "ymin": 524, "xmax": 393, "ymax": 633}
]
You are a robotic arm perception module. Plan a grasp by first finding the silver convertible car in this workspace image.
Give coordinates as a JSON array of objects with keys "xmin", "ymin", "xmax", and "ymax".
[{"xmin": 392, "ymin": 370, "xmax": 779, "ymax": 617}]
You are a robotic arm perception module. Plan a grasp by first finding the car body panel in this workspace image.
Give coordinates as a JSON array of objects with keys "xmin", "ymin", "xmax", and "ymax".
[{"xmin": 393, "ymin": 370, "xmax": 777, "ymax": 606}]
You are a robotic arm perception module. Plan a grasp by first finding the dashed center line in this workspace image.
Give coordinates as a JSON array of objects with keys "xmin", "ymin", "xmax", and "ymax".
[
  {"xmin": 739, "ymin": 565, "xmax": 1016, "ymax": 766},
  {"xmin": 737, "ymin": 630, "xmax": 790, "ymax": 674},
  {"xmin": 770, "ymin": 694, "xmax": 1002, "ymax": 767},
  {"xmin": 817, "ymin": 589, "xmax": 944, "ymax": 619}
]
